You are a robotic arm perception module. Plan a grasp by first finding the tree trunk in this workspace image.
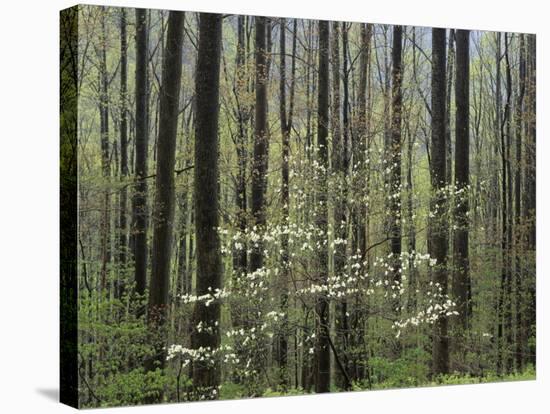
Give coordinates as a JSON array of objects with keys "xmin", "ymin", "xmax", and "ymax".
[
  {"xmin": 503, "ymin": 33, "xmax": 514, "ymax": 374},
  {"xmin": 314, "ymin": 19, "xmax": 331, "ymax": 394},
  {"xmin": 250, "ymin": 16, "xmax": 269, "ymax": 273},
  {"xmin": 452, "ymin": 29, "xmax": 470, "ymax": 337},
  {"xmin": 514, "ymin": 34, "xmax": 526, "ymax": 372},
  {"xmin": 390, "ymin": 25, "xmax": 403, "ymax": 296},
  {"xmin": 233, "ymin": 14, "xmax": 248, "ymax": 287},
  {"xmin": 331, "ymin": 20, "xmax": 348, "ymax": 390},
  {"xmin": 445, "ymin": 30, "xmax": 455, "ymax": 184},
  {"xmin": 497, "ymin": 32, "xmax": 514, "ymax": 376},
  {"xmin": 176, "ymin": 159, "xmax": 191, "ymax": 300},
  {"xmin": 99, "ymin": 8, "xmax": 111, "ymax": 292},
  {"xmin": 147, "ymin": 10, "xmax": 185, "ymax": 375},
  {"xmin": 132, "ymin": 8, "xmax": 149, "ymax": 298},
  {"xmin": 278, "ymin": 17, "xmax": 296, "ymax": 387},
  {"xmin": 191, "ymin": 12, "xmax": 224, "ymax": 395},
  {"xmin": 356, "ymin": 22, "xmax": 371, "ymax": 258},
  {"xmin": 117, "ymin": 8, "xmax": 128, "ymax": 299},
  {"xmin": 338, "ymin": 22, "xmax": 352, "ymax": 386},
  {"xmin": 524, "ymin": 34, "xmax": 536, "ymax": 368},
  {"xmin": 430, "ymin": 28, "xmax": 449, "ymax": 376}
]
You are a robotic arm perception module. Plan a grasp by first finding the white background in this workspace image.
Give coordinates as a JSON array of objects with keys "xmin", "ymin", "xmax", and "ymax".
[{"xmin": 0, "ymin": 0, "xmax": 546, "ymax": 412}]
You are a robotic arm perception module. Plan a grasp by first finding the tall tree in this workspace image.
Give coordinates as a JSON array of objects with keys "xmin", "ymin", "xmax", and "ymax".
[
  {"xmin": 250, "ymin": 16, "xmax": 269, "ymax": 273},
  {"xmin": 314, "ymin": 19, "xmax": 331, "ymax": 394},
  {"xmin": 524, "ymin": 34, "xmax": 536, "ymax": 368},
  {"xmin": 331, "ymin": 20, "xmax": 348, "ymax": 389},
  {"xmin": 452, "ymin": 29, "xmax": 470, "ymax": 335},
  {"xmin": 430, "ymin": 27, "xmax": 449, "ymax": 376},
  {"xmin": 445, "ymin": 30, "xmax": 455, "ymax": 183},
  {"xmin": 355, "ymin": 23, "xmax": 371, "ymax": 257},
  {"xmin": 514, "ymin": 34, "xmax": 526, "ymax": 371},
  {"xmin": 390, "ymin": 25, "xmax": 403, "ymax": 292},
  {"xmin": 229, "ymin": 16, "xmax": 251, "ymax": 376},
  {"xmin": 497, "ymin": 32, "xmax": 514, "ymax": 375},
  {"xmin": 337, "ymin": 24, "xmax": 352, "ymax": 385},
  {"xmin": 342, "ymin": 24, "xmax": 350, "ymax": 178},
  {"xmin": 278, "ymin": 17, "xmax": 296, "ymax": 387},
  {"xmin": 132, "ymin": 8, "xmax": 149, "ymax": 298},
  {"xmin": 233, "ymin": 14, "xmax": 248, "ymax": 285},
  {"xmin": 331, "ymin": 21, "xmax": 342, "ymax": 176},
  {"xmin": 191, "ymin": 12, "xmax": 224, "ymax": 395},
  {"xmin": 147, "ymin": 10, "xmax": 185, "ymax": 373},
  {"xmin": 504, "ymin": 33, "xmax": 514, "ymax": 374},
  {"xmin": 117, "ymin": 8, "xmax": 128, "ymax": 298},
  {"xmin": 99, "ymin": 7, "xmax": 111, "ymax": 291},
  {"xmin": 494, "ymin": 32, "xmax": 505, "ymax": 375}
]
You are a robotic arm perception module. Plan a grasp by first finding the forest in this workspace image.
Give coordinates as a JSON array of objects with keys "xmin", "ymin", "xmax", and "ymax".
[{"xmin": 60, "ymin": 4, "xmax": 536, "ymax": 408}]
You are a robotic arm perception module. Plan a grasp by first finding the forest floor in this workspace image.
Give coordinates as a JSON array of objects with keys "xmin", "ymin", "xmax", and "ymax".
[{"xmin": 219, "ymin": 366, "xmax": 536, "ymax": 399}]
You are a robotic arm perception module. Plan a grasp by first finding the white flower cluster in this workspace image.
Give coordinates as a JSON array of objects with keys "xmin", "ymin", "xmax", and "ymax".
[
  {"xmin": 266, "ymin": 310, "xmax": 286, "ymax": 322},
  {"xmin": 180, "ymin": 287, "xmax": 230, "ymax": 306},
  {"xmin": 392, "ymin": 297, "xmax": 459, "ymax": 338},
  {"xmin": 166, "ymin": 344, "xmax": 238, "ymax": 364},
  {"xmin": 195, "ymin": 320, "xmax": 219, "ymax": 334}
]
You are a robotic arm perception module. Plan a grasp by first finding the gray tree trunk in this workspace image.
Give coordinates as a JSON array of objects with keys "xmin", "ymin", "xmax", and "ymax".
[
  {"xmin": 314, "ymin": 19, "xmax": 331, "ymax": 394},
  {"xmin": 117, "ymin": 8, "xmax": 128, "ymax": 298},
  {"xmin": 147, "ymin": 10, "xmax": 185, "ymax": 375},
  {"xmin": 132, "ymin": 8, "xmax": 149, "ymax": 298},
  {"xmin": 250, "ymin": 16, "xmax": 269, "ymax": 273},
  {"xmin": 430, "ymin": 28, "xmax": 449, "ymax": 376},
  {"xmin": 191, "ymin": 12, "xmax": 224, "ymax": 395},
  {"xmin": 452, "ymin": 29, "xmax": 470, "ymax": 336}
]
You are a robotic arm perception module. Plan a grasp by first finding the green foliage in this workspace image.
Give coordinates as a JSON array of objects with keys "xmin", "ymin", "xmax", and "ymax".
[
  {"xmin": 350, "ymin": 364, "xmax": 535, "ymax": 393},
  {"xmin": 78, "ymin": 292, "xmax": 159, "ymax": 407},
  {"xmin": 431, "ymin": 364, "xmax": 536, "ymax": 386},
  {"xmin": 219, "ymin": 382, "xmax": 246, "ymax": 400},
  {"xmin": 368, "ymin": 347, "xmax": 431, "ymax": 389},
  {"xmin": 95, "ymin": 368, "xmax": 167, "ymax": 407},
  {"xmin": 262, "ymin": 387, "xmax": 307, "ymax": 397}
]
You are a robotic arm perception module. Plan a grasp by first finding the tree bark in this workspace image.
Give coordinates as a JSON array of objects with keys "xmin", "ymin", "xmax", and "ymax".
[
  {"xmin": 314, "ymin": 19, "xmax": 331, "ymax": 394},
  {"xmin": 494, "ymin": 32, "xmax": 504, "ymax": 376},
  {"xmin": 331, "ymin": 20, "xmax": 349, "ymax": 390},
  {"xmin": 250, "ymin": 16, "xmax": 269, "ymax": 273},
  {"xmin": 503, "ymin": 33, "xmax": 514, "ymax": 374},
  {"xmin": 278, "ymin": 17, "xmax": 296, "ymax": 387},
  {"xmin": 524, "ymin": 34, "xmax": 536, "ymax": 368},
  {"xmin": 117, "ymin": 8, "xmax": 128, "ymax": 298},
  {"xmin": 390, "ymin": 25, "xmax": 403, "ymax": 294},
  {"xmin": 233, "ymin": 14, "xmax": 248, "ymax": 285},
  {"xmin": 99, "ymin": 8, "xmax": 111, "ymax": 292},
  {"xmin": 514, "ymin": 34, "xmax": 526, "ymax": 372},
  {"xmin": 132, "ymin": 8, "xmax": 149, "ymax": 298},
  {"xmin": 430, "ymin": 28, "xmax": 449, "ymax": 376},
  {"xmin": 338, "ymin": 23, "xmax": 352, "ymax": 385},
  {"xmin": 452, "ymin": 29, "xmax": 470, "ymax": 335},
  {"xmin": 191, "ymin": 12, "xmax": 224, "ymax": 395},
  {"xmin": 355, "ymin": 23, "xmax": 371, "ymax": 258},
  {"xmin": 147, "ymin": 10, "xmax": 185, "ymax": 374},
  {"xmin": 445, "ymin": 30, "xmax": 455, "ymax": 183}
]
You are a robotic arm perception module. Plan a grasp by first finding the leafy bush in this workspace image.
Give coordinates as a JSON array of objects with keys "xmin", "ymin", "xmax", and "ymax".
[
  {"xmin": 263, "ymin": 387, "xmax": 307, "ymax": 397},
  {"xmin": 219, "ymin": 382, "xmax": 246, "ymax": 400},
  {"xmin": 368, "ymin": 347, "xmax": 431, "ymax": 389},
  {"xmin": 94, "ymin": 368, "xmax": 166, "ymax": 407}
]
